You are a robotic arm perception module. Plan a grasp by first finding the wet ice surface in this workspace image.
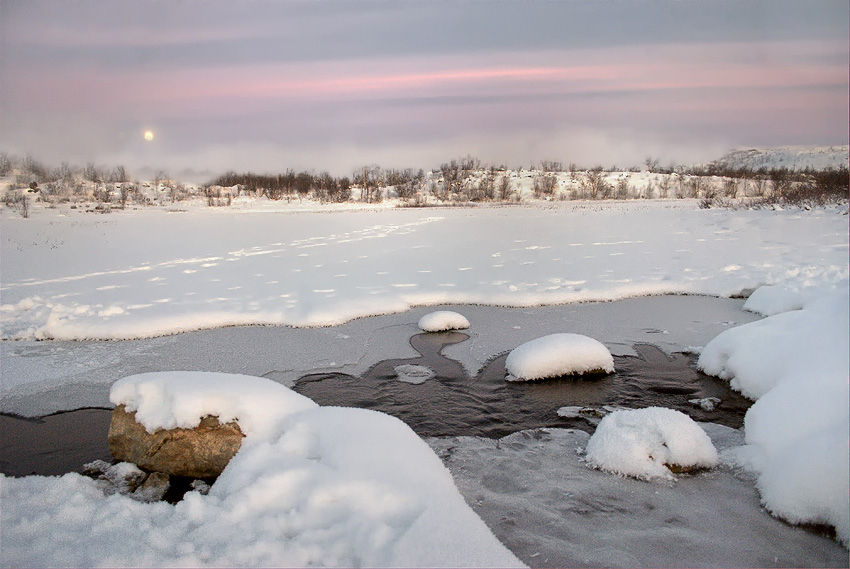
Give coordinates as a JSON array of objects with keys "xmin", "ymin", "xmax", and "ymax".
[{"xmin": 428, "ymin": 426, "xmax": 848, "ymax": 568}]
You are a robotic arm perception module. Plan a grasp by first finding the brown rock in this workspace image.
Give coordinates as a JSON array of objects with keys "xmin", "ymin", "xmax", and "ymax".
[{"xmin": 108, "ymin": 404, "xmax": 244, "ymax": 478}]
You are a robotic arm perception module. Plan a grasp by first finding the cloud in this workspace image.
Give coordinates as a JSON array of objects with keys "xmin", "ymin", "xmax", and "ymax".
[{"xmin": 0, "ymin": 1, "xmax": 847, "ymax": 178}]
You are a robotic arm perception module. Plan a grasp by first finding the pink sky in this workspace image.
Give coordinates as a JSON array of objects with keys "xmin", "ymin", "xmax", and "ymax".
[{"xmin": 1, "ymin": 1, "xmax": 847, "ymax": 178}]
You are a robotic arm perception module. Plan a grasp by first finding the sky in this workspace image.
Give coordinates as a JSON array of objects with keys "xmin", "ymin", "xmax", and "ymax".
[{"xmin": 0, "ymin": 0, "xmax": 848, "ymax": 180}]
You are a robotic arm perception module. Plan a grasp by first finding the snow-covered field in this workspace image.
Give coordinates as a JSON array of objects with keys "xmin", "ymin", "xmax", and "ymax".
[{"xmin": 1, "ymin": 198, "xmax": 848, "ymax": 567}]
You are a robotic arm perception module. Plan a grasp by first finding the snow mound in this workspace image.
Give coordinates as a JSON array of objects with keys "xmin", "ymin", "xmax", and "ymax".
[
  {"xmin": 2, "ymin": 372, "xmax": 525, "ymax": 568},
  {"xmin": 584, "ymin": 407, "xmax": 719, "ymax": 481},
  {"xmin": 418, "ymin": 310, "xmax": 470, "ymax": 332},
  {"xmin": 742, "ymin": 281, "xmax": 848, "ymax": 317},
  {"xmin": 698, "ymin": 287, "xmax": 849, "ymax": 546},
  {"xmin": 505, "ymin": 333, "xmax": 614, "ymax": 381}
]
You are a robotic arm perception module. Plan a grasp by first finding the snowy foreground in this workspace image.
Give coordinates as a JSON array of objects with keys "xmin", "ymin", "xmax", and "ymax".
[{"xmin": 1, "ymin": 199, "xmax": 848, "ymax": 566}]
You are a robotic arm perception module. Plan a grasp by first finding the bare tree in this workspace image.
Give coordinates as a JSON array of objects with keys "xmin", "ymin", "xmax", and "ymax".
[
  {"xmin": 644, "ymin": 156, "xmax": 660, "ymax": 173},
  {"xmin": 358, "ymin": 166, "xmax": 384, "ymax": 203},
  {"xmin": 769, "ymin": 168, "xmax": 792, "ymax": 200},
  {"xmin": 657, "ymin": 175, "xmax": 670, "ymax": 199},
  {"xmin": 615, "ymin": 176, "xmax": 631, "ymax": 199},
  {"xmin": 497, "ymin": 175, "xmax": 513, "ymax": 201},
  {"xmin": 532, "ymin": 174, "xmax": 557, "ymax": 198},
  {"xmin": 0, "ymin": 153, "xmax": 12, "ymax": 176},
  {"xmin": 580, "ymin": 167, "xmax": 610, "ymax": 199}
]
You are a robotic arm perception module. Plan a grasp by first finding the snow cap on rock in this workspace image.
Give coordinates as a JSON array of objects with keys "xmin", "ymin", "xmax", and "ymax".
[
  {"xmin": 109, "ymin": 371, "xmax": 318, "ymax": 441},
  {"xmin": 584, "ymin": 407, "xmax": 719, "ymax": 481},
  {"xmin": 418, "ymin": 310, "xmax": 470, "ymax": 332},
  {"xmin": 505, "ymin": 332, "xmax": 614, "ymax": 381}
]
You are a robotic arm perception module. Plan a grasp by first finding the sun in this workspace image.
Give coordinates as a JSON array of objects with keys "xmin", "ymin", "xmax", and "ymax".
[{"xmin": 144, "ymin": 130, "xmax": 154, "ymax": 142}]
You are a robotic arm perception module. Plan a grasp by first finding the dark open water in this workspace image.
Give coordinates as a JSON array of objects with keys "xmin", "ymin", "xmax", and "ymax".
[{"xmin": 0, "ymin": 331, "xmax": 750, "ymax": 477}]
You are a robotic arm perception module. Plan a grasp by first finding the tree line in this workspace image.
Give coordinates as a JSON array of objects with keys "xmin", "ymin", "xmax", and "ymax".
[{"xmin": 2, "ymin": 152, "xmax": 847, "ymax": 214}]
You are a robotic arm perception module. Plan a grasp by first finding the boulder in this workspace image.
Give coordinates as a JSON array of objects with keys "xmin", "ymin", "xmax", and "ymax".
[{"xmin": 108, "ymin": 404, "xmax": 244, "ymax": 478}]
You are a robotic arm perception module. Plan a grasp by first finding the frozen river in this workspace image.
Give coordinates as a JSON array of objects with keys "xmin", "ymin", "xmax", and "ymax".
[{"xmin": 2, "ymin": 297, "xmax": 848, "ymax": 567}]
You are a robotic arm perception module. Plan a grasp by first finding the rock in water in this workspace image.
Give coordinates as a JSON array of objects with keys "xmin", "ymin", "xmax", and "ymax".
[{"xmin": 108, "ymin": 404, "xmax": 244, "ymax": 478}]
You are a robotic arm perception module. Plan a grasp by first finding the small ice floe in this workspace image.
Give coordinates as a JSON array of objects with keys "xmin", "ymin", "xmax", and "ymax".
[
  {"xmin": 557, "ymin": 405, "xmax": 622, "ymax": 425},
  {"xmin": 584, "ymin": 407, "xmax": 718, "ymax": 481},
  {"xmin": 394, "ymin": 364, "xmax": 436, "ymax": 384},
  {"xmin": 689, "ymin": 396, "xmax": 722, "ymax": 411},
  {"xmin": 505, "ymin": 333, "xmax": 614, "ymax": 381},
  {"xmin": 418, "ymin": 310, "xmax": 470, "ymax": 332}
]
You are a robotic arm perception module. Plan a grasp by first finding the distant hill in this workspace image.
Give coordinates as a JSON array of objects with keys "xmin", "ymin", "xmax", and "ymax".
[{"xmin": 707, "ymin": 145, "xmax": 849, "ymax": 172}]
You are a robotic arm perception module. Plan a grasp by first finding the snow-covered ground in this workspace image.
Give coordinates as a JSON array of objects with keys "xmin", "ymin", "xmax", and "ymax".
[
  {"xmin": 2, "ymin": 199, "xmax": 847, "ymax": 341},
  {"xmin": 1, "ymin": 198, "xmax": 848, "ymax": 566}
]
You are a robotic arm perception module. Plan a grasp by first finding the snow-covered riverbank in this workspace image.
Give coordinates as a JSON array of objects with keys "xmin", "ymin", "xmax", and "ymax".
[{"xmin": 1, "ymin": 200, "xmax": 847, "ymax": 566}]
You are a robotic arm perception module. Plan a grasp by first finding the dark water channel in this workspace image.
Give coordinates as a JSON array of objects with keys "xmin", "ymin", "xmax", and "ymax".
[
  {"xmin": 294, "ymin": 331, "xmax": 752, "ymax": 438},
  {"xmin": 0, "ymin": 332, "xmax": 751, "ymax": 477}
]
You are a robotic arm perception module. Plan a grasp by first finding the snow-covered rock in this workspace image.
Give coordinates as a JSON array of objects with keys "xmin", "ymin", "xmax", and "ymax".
[
  {"xmin": 418, "ymin": 310, "xmax": 470, "ymax": 332},
  {"xmin": 108, "ymin": 404, "xmax": 245, "ymax": 478},
  {"xmin": 584, "ymin": 407, "xmax": 719, "ymax": 481},
  {"xmin": 109, "ymin": 372, "xmax": 318, "ymax": 440},
  {"xmin": 505, "ymin": 333, "xmax": 614, "ymax": 381}
]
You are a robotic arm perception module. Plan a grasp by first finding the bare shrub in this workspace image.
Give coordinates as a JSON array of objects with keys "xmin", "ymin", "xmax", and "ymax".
[
  {"xmin": 580, "ymin": 167, "xmax": 610, "ymax": 199},
  {"xmin": 532, "ymin": 174, "xmax": 557, "ymax": 198}
]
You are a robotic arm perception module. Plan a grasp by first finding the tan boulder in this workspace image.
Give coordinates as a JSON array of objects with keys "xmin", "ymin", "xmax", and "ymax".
[{"xmin": 108, "ymin": 404, "xmax": 244, "ymax": 478}]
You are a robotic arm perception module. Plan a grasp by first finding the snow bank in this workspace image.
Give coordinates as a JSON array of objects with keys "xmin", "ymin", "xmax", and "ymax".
[
  {"xmin": 584, "ymin": 407, "xmax": 718, "ymax": 481},
  {"xmin": 418, "ymin": 310, "xmax": 470, "ymax": 332},
  {"xmin": 505, "ymin": 333, "xmax": 614, "ymax": 381},
  {"xmin": 1, "ymin": 372, "xmax": 524, "ymax": 568},
  {"xmin": 742, "ymin": 280, "xmax": 849, "ymax": 316},
  {"xmin": 698, "ymin": 286, "xmax": 850, "ymax": 545}
]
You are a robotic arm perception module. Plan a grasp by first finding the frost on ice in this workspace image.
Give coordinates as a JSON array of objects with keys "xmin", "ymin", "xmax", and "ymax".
[
  {"xmin": 505, "ymin": 333, "xmax": 614, "ymax": 381},
  {"xmin": 698, "ymin": 286, "xmax": 850, "ymax": 546},
  {"xmin": 1, "ymin": 372, "xmax": 525, "ymax": 568},
  {"xmin": 584, "ymin": 407, "xmax": 719, "ymax": 481},
  {"xmin": 418, "ymin": 310, "xmax": 470, "ymax": 332}
]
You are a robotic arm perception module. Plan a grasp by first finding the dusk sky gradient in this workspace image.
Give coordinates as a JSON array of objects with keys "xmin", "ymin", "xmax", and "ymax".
[{"xmin": 1, "ymin": 0, "xmax": 847, "ymax": 179}]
